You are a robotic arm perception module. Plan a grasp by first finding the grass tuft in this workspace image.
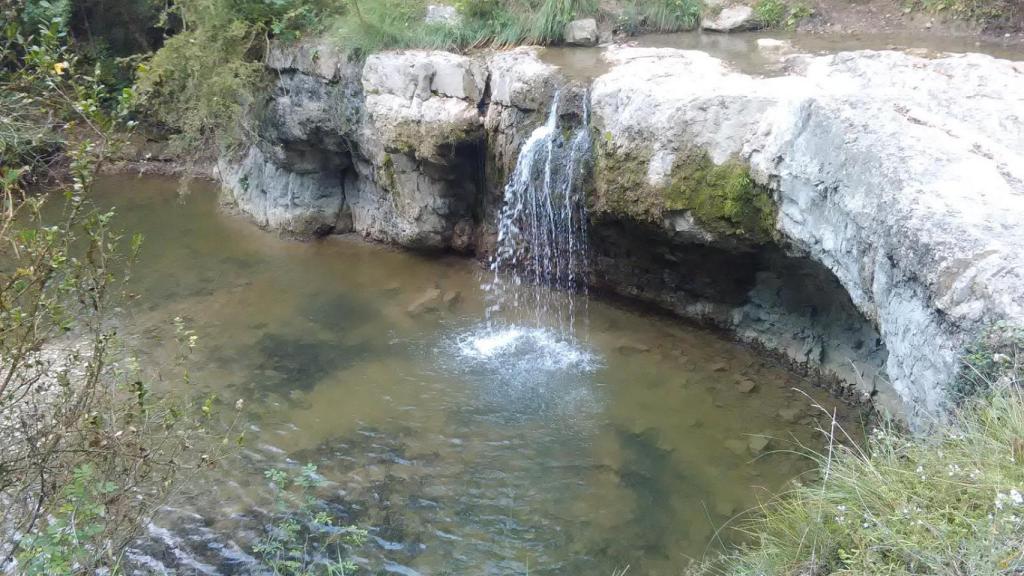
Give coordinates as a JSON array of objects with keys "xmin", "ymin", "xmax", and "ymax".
[
  {"xmin": 327, "ymin": 0, "xmax": 602, "ymax": 55},
  {"xmin": 617, "ymin": 0, "xmax": 703, "ymax": 34},
  {"xmin": 753, "ymin": 0, "xmax": 812, "ymax": 30},
  {"xmin": 690, "ymin": 337, "xmax": 1024, "ymax": 576}
]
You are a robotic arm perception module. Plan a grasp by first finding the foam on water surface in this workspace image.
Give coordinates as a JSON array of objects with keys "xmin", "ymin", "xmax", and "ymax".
[{"xmin": 455, "ymin": 325, "xmax": 599, "ymax": 372}]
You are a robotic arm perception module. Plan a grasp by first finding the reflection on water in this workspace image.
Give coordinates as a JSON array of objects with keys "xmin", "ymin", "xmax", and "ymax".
[{"xmin": 85, "ymin": 175, "xmax": 860, "ymax": 575}]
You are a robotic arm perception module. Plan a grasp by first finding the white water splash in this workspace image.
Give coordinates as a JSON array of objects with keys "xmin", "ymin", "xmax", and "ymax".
[{"xmin": 456, "ymin": 326, "xmax": 598, "ymax": 372}]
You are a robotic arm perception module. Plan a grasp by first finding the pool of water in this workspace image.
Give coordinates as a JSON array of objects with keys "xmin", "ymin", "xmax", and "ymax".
[
  {"xmin": 83, "ymin": 175, "xmax": 860, "ymax": 575},
  {"xmin": 541, "ymin": 30, "xmax": 1024, "ymax": 80}
]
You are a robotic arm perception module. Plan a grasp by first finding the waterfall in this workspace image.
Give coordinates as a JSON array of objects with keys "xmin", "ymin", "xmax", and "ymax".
[{"xmin": 485, "ymin": 92, "xmax": 593, "ymax": 337}]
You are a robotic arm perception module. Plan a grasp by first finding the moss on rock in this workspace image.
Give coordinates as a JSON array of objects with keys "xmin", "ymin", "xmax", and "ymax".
[
  {"xmin": 593, "ymin": 138, "xmax": 777, "ymax": 243},
  {"xmin": 665, "ymin": 152, "xmax": 778, "ymax": 243},
  {"xmin": 591, "ymin": 137, "xmax": 663, "ymax": 220}
]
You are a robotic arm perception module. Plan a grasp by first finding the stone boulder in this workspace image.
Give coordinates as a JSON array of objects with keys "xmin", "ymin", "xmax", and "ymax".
[
  {"xmin": 564, "ymin": 18, "xmax": 599, "ymax": 46},
  {"xmin": 354, "ymin": 51, "xmax": 487, "ymax": 248},
  {"xmin": 590, "ymin": 47, "xmax": 1024, "ymax": 426},
  {"xmin": 361, "ymin": 51, "xmax": 485, "ymax": 163},
  {"xmin": 702, "ymin": 5, "xmax": 757, "ymax": 32},
  {"xmin": 488, "ymin": 48, "xmax": 560, "ymax": 111},
  {"xmin": 221, "ymin": 44, "xmax": 488, "ymax": 250},
  {"xmin": 425, "ymin": 4, "xmax": 461, "ymax": 25}
]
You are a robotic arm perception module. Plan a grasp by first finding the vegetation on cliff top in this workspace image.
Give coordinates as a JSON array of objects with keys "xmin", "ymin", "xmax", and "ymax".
[
  {"xmin": 691, "ymin": 329, "xmax": 1024, "ymax": 576},
  {"xmin": 135, "ymin": 0, "xmax": 704, "ymax": 155},
  {"xmin": 665, "ymin": 153, "xmax": 777, "ymax": 242}
]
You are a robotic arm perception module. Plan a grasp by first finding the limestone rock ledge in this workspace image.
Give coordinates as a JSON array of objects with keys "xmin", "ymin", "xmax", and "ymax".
[
  {"xmin": 591, "ymin": 47, "xmax": 1024, "ymax": 425},
  {"xmin": 220, "ymin": 45, "xmax": 550, "ymax": 249}
]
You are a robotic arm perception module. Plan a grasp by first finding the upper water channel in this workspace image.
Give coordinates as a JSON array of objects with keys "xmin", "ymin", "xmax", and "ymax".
[
  {"xmin": 81, "ymin": 174, "xmax": 862, "ymax": 575},
  {"xmin": 540, "ymin": 30, "xmax": 1024, "ymax": 79}
]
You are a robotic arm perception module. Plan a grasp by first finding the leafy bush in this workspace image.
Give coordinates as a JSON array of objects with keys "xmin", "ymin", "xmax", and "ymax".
[
  {"xmin": 954, "ymin": 322, "xmax": 1024, "ymax": 400},
  {"xmin": 690, "ymin": 340, "xmax": 1024, "ymax": 576},
  {"xmin": 1, "ymin": 2, "xmax": 235, "ymax": 570},
  {"xmin": 138, "ymin": 0, "xmax": 609, "ymax": 155},
  {"xmin": 753, "ymin": 0, "xmax": 787, "ymax": 27},
  {"xmin": 753, "ymin": 0, "xmax": 811, "ymax": 29}
]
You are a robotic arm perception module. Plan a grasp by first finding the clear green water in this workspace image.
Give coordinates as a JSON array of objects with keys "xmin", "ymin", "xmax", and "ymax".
[{"xmin": 85, "ymin": 174, "xmax": 859, "ymax": 575}]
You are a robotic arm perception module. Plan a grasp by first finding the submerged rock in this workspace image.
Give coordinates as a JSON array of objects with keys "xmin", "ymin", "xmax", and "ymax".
[
  {"xmin": 407, "ymin": 287, "xmax": 445, "ymax": 316},
  {"xmin": 756, "ymin": 37, "xmax": 792, "ymax": 53},
  {"xmin": 748, "ymin": 435, "xmax": 771, "ymax": 455},
  {"xmin": 736, "ymin": 379, "xmax": 757, "ymax": 394},
  {"xmin": 777, "ymin": 406, "xmax": 804, "ymax": 423}
]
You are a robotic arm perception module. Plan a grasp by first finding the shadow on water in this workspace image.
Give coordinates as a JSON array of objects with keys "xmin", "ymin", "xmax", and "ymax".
[{"xmin": 303, "ymin": 292, "xmax": 379, "ymax": 329}]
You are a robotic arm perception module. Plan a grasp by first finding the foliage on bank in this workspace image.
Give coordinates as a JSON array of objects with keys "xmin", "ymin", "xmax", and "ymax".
[
  {"xmin": 0, "ymin": 2, "xmax": 240, "ymax": 572},
  {"xmin": 692, "ymin": 335, "xmax": 1024, "ymax": 576},
  {"xmin": 904, "ymin": 0, "xmax": 1023, "ymax": 31}
]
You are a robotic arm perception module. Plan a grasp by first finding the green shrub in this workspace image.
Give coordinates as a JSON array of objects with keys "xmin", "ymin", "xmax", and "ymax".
[
  {"xmin": 753, "ymin": 0, "xmax": 787, "ymax": 27},
  {"xmin": 954, "ymin": 322, "xmax": 1024, "ymax": 400},
  {"xmin": 752, "ymin": 0, "xmax": 811, "ymax": 29},
  {"xmin": 1, "ymin": 4, "xmax": 234, "ymax": 569},
  {"xmin": 690, "ymin": 341, "xmax": 1024, "ymax": 576}
]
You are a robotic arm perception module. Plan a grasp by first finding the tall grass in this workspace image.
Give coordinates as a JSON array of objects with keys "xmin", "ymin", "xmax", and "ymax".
[
  {"xmin": 617, "ymin": 0, "xmax": 703, "ymax": 34},
  {"xmin": 691, "ymin": 334, "xmax": 1024, "ymax": 576},
  {"xmin": 328, "ymin": 0, "xmax": 603, "ymax": 55}
]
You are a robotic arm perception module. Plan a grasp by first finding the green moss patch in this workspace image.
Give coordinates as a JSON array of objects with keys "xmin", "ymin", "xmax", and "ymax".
[
  {"xmin": 593, "ymin": 139, "xmax": 777, "ymax": 243},
  {"xmin": 665, "ymin": 153, "xmax": 777, "ymax": 243},
  {"xmin": 591, "ymin": 141, "xmax": 661, "ymax": 221}
]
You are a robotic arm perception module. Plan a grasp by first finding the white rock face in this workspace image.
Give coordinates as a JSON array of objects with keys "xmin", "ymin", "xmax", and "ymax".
[
  {"xmin": 357, "ymin": 51, "xmax": 486, "ymax": 248},
  {"xmin": 488, "ymin": 48, "xmax": 559, "ymax": 111},
  {"xmin": 564, "ymin": 18, "xmax": 598, "ymax": 46},
  {"xmin": 591, "ymin": 47, "xmax": 1024, "ymax": 426},
  {"xmin": 364, "ymin": 50, "xmax": 486, "ymax": 102},
  {"xmin": 702, "ymin": 5, "xmax": 757, "ymax": 32}
]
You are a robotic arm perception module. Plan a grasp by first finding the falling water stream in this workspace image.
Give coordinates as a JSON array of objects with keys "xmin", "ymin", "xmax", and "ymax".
[
  {"xmin": 460, "ymin": 92, "xmax": 596, "ymax": 377},
  {"xmin": 487, "ymin": 91, "xmax": 592, "ymax": 329}
]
